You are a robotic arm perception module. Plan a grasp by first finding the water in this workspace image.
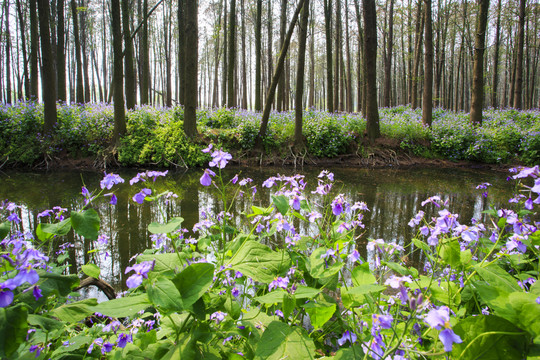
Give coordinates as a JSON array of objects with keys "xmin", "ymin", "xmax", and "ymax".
[{"xmin": 0, "ymin": 166, "xmax": 513, "ymax": 299}]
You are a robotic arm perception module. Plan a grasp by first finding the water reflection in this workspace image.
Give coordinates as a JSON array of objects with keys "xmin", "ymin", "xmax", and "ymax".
[{"xmin": 0, "ymin": 167, "xmax": 513, "ymax": 293}]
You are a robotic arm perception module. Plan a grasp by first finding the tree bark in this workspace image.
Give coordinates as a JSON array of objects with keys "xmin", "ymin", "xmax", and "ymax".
[
  {"xmin": 37, "ymin": 0, "xmax": 57, "ymax": 133},
  {"xmin": 422, "ymin": 0, "xmax": 433, "ymax": 127},
  {"xmin": 513, "ymin": 0, "xmax": 526, "ymax": 109},
  {"xmin": 111, "ymin": 0, "xmax": 125, "ymax": 144},
  {"xmin": 30, "ymin": 0, "xmax": 39, "ymax": 99},
  {"xmin": 469, "ymin": 0, "xmax": 489, "ymax": 125},
  {"xmin": 363, "ymin": 0, "xmax": 380, "ymax": 140},
  {"xmin": 56, "ymin": 0, "xmax": 66, "ymax": 101},
  {"xmin": 227, "ymin": 0, "xmax": 236, "ymax": 108},
  {"xmin": 71, "ymin": 0, "xmax": 84, "ymax": 103},
  {"xmin": 254, "ymin": 0, "xmax": 262, "ymax": 111},
  {"xmin": 122, "ymin": 0, "xmax": 136, "ymax": 109},
  {"xmin": 323, "ymin": 0, "xmax": 333, "ymax": 112},
  {"xmin": 140, "ymin": 0, "xmax": 149, "ymax": 104},
  {"xmin": 411, "ymin": 0, "xmax": 424, "ymax": 109},
  {"xmin": 383, "ymin": 0, "xmax": 394, "ymax": 107},
  {"xmin": 184, "ymin": 0, "xmax": 198, "ymax": 137},
  {"xmin": 295, "ymin": 0, "xmax": 310, "ymax": 147},
  {"xmin": 4, "ymin": 0, "xmax": 11, "ymax": 104},
  {"xmin": 277, "ymin": 0, "xmax": 287, "ymax": 111},
  {"xmin": 240, "ymin": 0, "xmax": 247, "ymax": 109}
]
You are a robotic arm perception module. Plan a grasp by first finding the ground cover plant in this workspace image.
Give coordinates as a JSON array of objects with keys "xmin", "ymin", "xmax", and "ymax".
[
  {"xmin": 1, "ymin": 145, "xmax": 540, "ymax": 359},
  {"xmin": 1, "ymin": 102, "xmax": 539, "ymax": 168}
]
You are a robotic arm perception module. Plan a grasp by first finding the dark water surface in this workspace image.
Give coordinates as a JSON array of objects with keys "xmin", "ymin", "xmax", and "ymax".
[{"xmin": 0, "ymin": 166, "xmax": 514, "ymax": 299}]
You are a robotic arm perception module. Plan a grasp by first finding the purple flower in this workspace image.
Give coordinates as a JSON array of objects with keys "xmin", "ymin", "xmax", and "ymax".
[
  {"xmin": 337, "ymin": 330, "xmax": 357, "ymax": 346},
  {"xmin": 348, "ymin": 249, "xmax": 361, "ymax": 263},
  {"xmin": 506, "ymin": 236, "xmax": 527, "ymax": 253},
  {"xmin": 32, "ymin": 286, "xmax": 43, "ymax": 300},
  {"xmin": 210, "ymin": 311, "xmax": 227, "ymax": 324},
  {"xmin": 117, "ymin": 333, "xmax": 132, "ymax": 348},
  {"xmin": 100, "ymin": 173, "xmax": 124, "ymax": 190},
  {"xmin": 269, "ymin": 276, "xmax": 289, "ymax": 291},
  {"xmin": 331, "ymin": 195, "xmax": 346, "ymax": 216},
  {"xmin": 200, "ymin": 169, "xmax": 216, "ymax": 186},
  {"xmin": 425, "ymin": 306, "xmax": 462, "ymax": 352},
  {"xmin": 525, "ymin": 198, "xmax": 534, "ymax": 210},
  {"xmin": 408, "ymin": 210, "xmax": 424, "ymax": 228},
  {"xmin": 202, "ymin": 144, "xmax": 213, "ymax": 153},
  {"xmin": 372, "ymin": 313, "xmax": 393, "ymax": 329},
  {"xmin": 209, "ymin": 149, "xmax": 232, "ymax": 169},
  {"xmin": 125, "ymin": 261, "xmax": 155, "ymax": 288},
  {"xmin": 7, "ymin": 213, "xmax": 21, "ymax": 223},
  {"xmin": 105, "ymin": 193, "xmax": 117, "ymax": 205},
  {"xmin": 274, "ymin": 310, "xmax": 284, "ymax": 318},
  {"xmin": 0, "ymin": 280, "xmax": 16, "ymax": 307},
  {"xmin": 439, "ymin": 328, "xmax": 463, "ymax": 352},
  {"xmin": 308, "ymin": 211, "xmax": 322, "ymax": 223},
  {"xmin": 132, "ymin": 188, "xmax": 152, "ymax": 204}
]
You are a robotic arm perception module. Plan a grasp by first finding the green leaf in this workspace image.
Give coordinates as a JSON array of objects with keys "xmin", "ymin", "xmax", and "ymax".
[
  {"xmin": 50, "ymin": 335, "xmax": 92, "ymax": 358},
  {"xmin": 307, "ymin": 247, "xmax": 343, "ymax": 279},
  {"xmin": 440, "ymin": 238, "xmax": 461, "ymax": 267},
  {"xmin": 282, "ymin": 293, "xmax": 295, "ymax": 320},
  {"xmin": 272, "ymin": 195, "xmax": 289, "ymax": 216},
  {"xmin": 452, "ymin": 315, "xmax": 528, "ymax": 360},
  {"xmin": 303, "ymin": 301, "xmax": 336, "ymax": 330},
  {"xmin": 71, "ymin": 209, "xmax": 100, "ymax": 240},
  {"xmin": 0, "ymin": 304, "xmax": 28, "ymax": 358},
  {"xmin": 148, "ymin": 217, "xmax": 184, "ymax": 234},
  {"xmin": 474, "ymin": 264, "xmax": 522, "ymax": 293},
  {"xmin": 93, "ymin": 294, "xmax": 150, "ymax": 318},
  {"xmin": 351, "ymin": 262, "xmax": 376, "ymax": 286},
  {"xmin": 227, "ymin": 240, "xmax": 290, "ymax": 283},
  {"xmin": 254, "ymin": 287, "xmax": 321, "ymax": 305},
  {"xmin": 254, "ymin": 321, "xmax": 316, "ymax": 359},
  {"xmin": 460, "ymin": 249, "xmax": 473, "ymax": 266},
  {"xmin": 0, "ymin": 221, "xmax": 11, "ymax": 240},
  {"xmin": 36, "ymin": 218, "xmax": 72, "ymax": 242},
  {"xmin": 383, "ymin": 261, "xmax": 417, "ymax": 277},
  {"xmin": 251, "ymin": 205, "xmax": 274, "ymax": 216},
  {"xmin": 412, "ymin": 238, "xmax": 431, "ymax": 254},
  {"xmin": 137, "ymin": 253, "xmax": 186, "ymax": 273},
  {"xmin": 148, "ymin": 277, "xmax": 184, "ymax": 313},
  {"xmin": 51, "ymin": 298, "xmax": 97, "ymax": 323},
  {"xmin": 333, "ymin": 345, "xmax": 365, "ymax": 359},
  {"xmin": 81, "ymin": 263, "xmax": 101, "ymax": 279},
  {"xmin": 27, "ymin": 314, "xmax": 64, "ymax": 332},
  {"xmin": 172, "ymin": 262, "xmax": 214, "ymax": 308}
]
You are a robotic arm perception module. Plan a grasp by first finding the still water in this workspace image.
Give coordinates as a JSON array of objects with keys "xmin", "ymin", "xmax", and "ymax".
[{"xmin": 0, "ymin": 166, "xmax": 514, "ymax": 299}]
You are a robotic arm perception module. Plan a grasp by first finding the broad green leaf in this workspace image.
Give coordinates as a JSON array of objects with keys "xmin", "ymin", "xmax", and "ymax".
[
  {"xmin": 342, "ymin": 284, "xmax": 386, "ymax": 308},
  {"xmin": 157, "ymin": 313, "xmax": 191, "ymax": 340},
  {"xmin": 148, "ymin": 277, "xmax": 184, "ymax": 313},
  {"xmin": 254, "ymin": 321, "xmax": 316, "ymax": 360},
  {"xmin": 383, "ymin": 261, "xmax": 417, "ymax": 277},
  {"xmin": 440, "ymin": 238, "xmax": 461, "ymax": 267},
  {"xmin": 138, "ymin": 253, "xmax": 186, "ymax": 273},
  {"xmin": 251, "ymin": 205, "xmax": 273, "ymax": 216},
  {"xmin": 333, "ymin": 345, "xmax": 365, "ymax": 359},
  {"xmin": 93, "ymin": 294, "xmax": 150, "ymax": 318},
  {"xmin": 475, "ymin": 263, "xmax": 522, "ymax": 293},
  {"xmin": 303, "ymin": 301, "xmax": 336, "ymax": 330},
  {"xmin": 224, "ymin": 295, "xmax": 242, "ymax": 320},
  {"xmin": 51, "ymin": 298, "xmax": 97, "ymax": 323},
  {"xmin": 272, "ymin": 195, "xmax": 289, "ymax": 215},
  {"xmin": 173, "ymin": 262, "xmax": 214, "ymax": 308},
  {"xmin": 27, "ymin": 314, "xmax": 64, "ymax": 332},
  {"xmin": 507, "ymin": 292, "xmax": 540, "ymax": 339},
  {"xmin": 351, "ymin": 262, "xmax": 376, "ymax": 286},
  {"xmin": 293, "ymin": 286, "xmax": 321, "ymax": 300},
  {"xmin": 20, "ymin": 271, "xmax": 79, "ymax": 310},
  {"xmin": 430, "ymin": 280, "xmax": 461, "ymax": 307},
  {"xmin": 474, "ymin": 282, "xmax": 513, "ymax": 319},
  {"xmin": 460, "ymin": 249, "xmax": 473, "ymax": 266},
  {"xmin": 50, "ymin": 335, "xmax": 92, "ymax": 358},
  {"xmin": 308, "ymin": 247, "xmax": 343, "ymax": 279},
  {"xmin": 81, "ymin": 263, "xmax": 101, "ymax": 279},
  {"xmin": 148, "ymin": 217, "xmax": 184, "ymax": 234},
  {"xmin": 227, "ymin": 240, "xmax": 290, "ymax": 283},
  {"xmin": 412, "ymin": 238, "xmax": 431, "ymax": 254},
  {"xmin": 452, "ymin": 315, "xmax": 528, "ymax": 360},
  {"xmin": 0, "ymin": 304, "xmax": 28, "ymax": 359},
  {"xmin": 282, "ymin": 293, "xmax": 295, "ymax": 320},
  {"xmin": 254, "ymin": 287, "xmax": 321, "ymax": 305},
  {"xmin": 71, "ymin": 209, "xmax": 100, "ymax": 240},
  {"xmin": 0, "ymin": 221, "xmax": 11, "ymax": 240},
  {"xmin": 36, "ymin": 219, "xmax": 72, "ymax": 242}
]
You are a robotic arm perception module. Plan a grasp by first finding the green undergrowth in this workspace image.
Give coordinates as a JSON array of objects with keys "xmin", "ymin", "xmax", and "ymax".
[{"xmin": 1, "ymin": 102, "xmax": 539, "ymax": 168}]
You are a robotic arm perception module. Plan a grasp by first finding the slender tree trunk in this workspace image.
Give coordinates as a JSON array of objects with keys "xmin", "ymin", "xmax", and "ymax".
[
  {"xmin": 513, "ymin": 0, "xmax": 526, "ymax": 109},
  {"xmin": 295, "ymin": 0, "xmax": 310, "ymax": 147},
  {"xmin": 470, "ymin": 0, "xmax": 489, "ymax": 124},
  {"xmin": 333, "ymin": 0, "xmax": 341, "ymax": 111},
  {"xmin": 56, "ymin": 0, "xmax": 65, "ymax": 101},
  {"xmin": 80, "ymin": 3, "xmax": 90, "ymax": 102},
  {"xmin": 411, "ymin": 0, "xmax": 424, "ymax": 109},
  {"xmin": 277, "ymin": 0, "xmax": 287, "ymax": 111},
  {"xmin": 222, "ymin": 0, "xmax": 227, "ymax": 106},
  {"xmin": 37, "ymin": 0, "xmax": 57, "ymax": 133},
  {"xmin": 422, "ymin": 0, "xmax": 433, "ymax": 126},
  {"xmin": 111, "ymin": 0, "xmax": 125, "ymax": 144},
  {"xmin": 353, "ymin": 0, "xmax": 364, "ymax": 114},
  {"xmin": 345, "ymin": 0, "xmax": 352, "ymax": 112},
  {"xmin": 4, "ymin": 0, "xmax": 11, "ymax": 104},
  {"xmin": 122, "ymin": 0, "xmax": 136, "ymax": 109},
  {"xmin": 363, "ymin": 0, "xmax": 380, "ymax": 140},
  {"xmin": 71, "ymin": 0, "xmax": 84, "ymax": 103},
  {"xmin": 323, "ymin": 0, "xmax": 333, "ymax": 112},
  {"xmin": 240, "ymin": 0, "xmax": 247, "ymax": 109},
  {"xmin": 227, "ymin": 0, "xmax": 236, "ymax": 108},
  {"xmin": 383, "ymin": 0, "xmax": 394, "ymax": 107},
  {"xmin": 258, "ymin": 0, "xmax": 305, "ymax": 141},
  {"xmin": 308, "ymin": 1, "xmax": 315, "ymax": 108},
  {"xmin": 254, "ymin": 0, "xmax": 262, "ymax": 111},
  {"xmin": 184, "ymin": 0, "xmax": 198, "ymax": 137},
  {"xmin": 30, "ymin": 0, "xmax": 39, "ymax": 99}
]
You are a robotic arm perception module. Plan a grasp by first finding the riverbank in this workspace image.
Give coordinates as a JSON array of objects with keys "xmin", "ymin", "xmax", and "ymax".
[{"xmin": 1, "ymin": 102, "xmax": 538, "ymax": 171}]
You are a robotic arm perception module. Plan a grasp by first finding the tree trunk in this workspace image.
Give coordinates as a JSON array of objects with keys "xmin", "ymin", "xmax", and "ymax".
[
  {"xmin": 222, "ymin": 0, "xmax": 227, "ymax": 106},
  {"xmin": 240, "ymin": 0, "xmax": 247, "ymax": 109},
  {"xmin": 56, "ymin": 0, "xmax": 65, "ymax": 101},
  {"xmin": 422, "ymin": 0, "xmax": 433, "ymax": 126},
  {"xmin": 353, "ymin": 0, "xmax": 364, "ymax": 114},
  {"xmin": 4, "ymin": 0, "xmax": 11, "ymax": 104},
  {"xmin": 345, "ymin": 0, "xmax": 352, "ymax": 112},
  {"xmin": 227, "ymin": 0, "xmax": 236, "ymax": 108},
  {"xmin": 295, "ymin": 0, "xmax": 310, "ymax": 147},
  {"xmin": 277, "ymin": 0, "xmax": 287, "ymax": 111},
  {"xmin": 258, "ymin": 0, "xmax": 305, "ymax": 141},
  {"xmin": 184, "ymin": 0, "xmax": 198, "ymax": 137},
  {"xmin": 513, "ymin": 0, "xmax": 526, "ymax": 109},
  {"xmin": 71, "ymin": 0, "xmax": 84, "ymax": 103},
  {"xmin": 111, "ymin": 0, "xmax": 125, "ymax": 144},
  {"xmin": 411, "ymin": 0, "xmax": 424, "ymax": 109},
  {"xmin": 80, "ymin": 2, "xmax": 90, "ymax": 102},
  {"xmin": 37, "ymin": 0, "xmax": 57, "ymax": 133},
  {"xmin": 383, "ymin": 0, "xmax": 394, "ymax": 107},
  {"xmin": 363, "ymin": 0, "xmax": 380, "ymax": 140},
  {"xmin": 122, "ymin": 0, "xmax": 136, "ymax": 109},
  {"xmin": 30, "ymin": 0, "xmax": 39, "ymax": 99},
  {"xmin": 254, "ymin": 0, "xmax": 262, "ymax": 110},
  {"xmin": 308, "ymin": 1, "xmax": 315, "ymax": 108},
  {"xmin": 323, "ymin": 0, "xmax": 333, "ymax": 112},
  {"xmin": 469, "ymin": 0, "xmax": 489, "ymax": 124},
  {"xmin": 333, "ymin": 0, "xmax": 341, "ymax": 111}
]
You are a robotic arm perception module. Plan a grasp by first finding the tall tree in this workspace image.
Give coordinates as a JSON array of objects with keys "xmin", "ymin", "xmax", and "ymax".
[
  {"xmin": 411, "ymin": 0, "xmax": 423, "ymax": 108},
  {"xmin": 323, "ymin": 0, "xmax": 333, "ymax": 112},
  {"xmin": 513, "ymin": 0, "xmax": 526, "ymax": 109},
  {"xmin": 363, "ymin": 0, "xmax": 380, "ymax": 139},
  {"xmin": 184, "ymin": 0, "xmax": 198, "ymax": 137},
  {"xmin": 178, "ymin": 0, "xmax": 185, "ymax": 105},
  {"xmin": 470, "ymin": 0, "xmax": 489, "ymax": 125},
  {"xmin": 56, "ymin": 0, "xmax": 66, "ymax": 101},
  {"xmin": 334, "ymin": 0, "xmax": 341, "ymax": 111},
  {"xmin": 4, "ymin": 0, "xmax": 11, "ymax": 104},
  {"xmin": 30, "ymin": 0, "xmax": 39, "ymax": 99},
  {"xmin": 277, "ymin": 0, "xmax": 287, "ymax": 111},
  {"xmin": 111, "ymin": 0, "xmax": 125, "ymax": 144},
  {"xmin": 227, "ymin": 0, "xmax": 236, "ymax": 108},
  {"xmin": 422, "ymin": 0, "xmax": 433, "ymax": 126},
  {"xmin": 383, "ymin": 0, "xmax": 395, "ymax": 107},
  {"xmin": 240, "ymin": 0, "xmax": 247, "ymax": 109},
  {"xmin": 71, "ymin": 0, "xmax": 84, "ymax": 103},
  {"xmin": 122, "ymin": 0, "xmax": 136, "ymax": 109},
  {"xmin": 16, "ymin": 0, "xmax": 30, "ymax": 98},
  {"xmin": 37, "ymin": 0, "xmax": 57, "ymax": 133},
  {"xmin": 295, "ymin": 0, "xmax": 310, "ymax": 147},
  {"xmin": 254, "ymin": 0, "xmax": 262, "ymax": 111}
]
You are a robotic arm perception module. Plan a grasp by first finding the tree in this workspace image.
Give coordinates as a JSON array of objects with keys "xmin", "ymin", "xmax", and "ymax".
[
  {"xmin": 122, "ymin": 0, "xmax": 136, "ymax": 109},
  {"xmin": 178, "ymin": 0, "xmax": 185, "ymax": 105},
  {"xmin": 295, "ymin": 0, "xmax": 310, "ymax": 147},
  {"xmin": 184, "ymin": 0, "xmax": 198, "ymax": 138},
  {"xmin": 140, "ymin": 0, "xmax": 149, "ymax": 104},
  {"xmin": 411, "ymin": 0, "xmax": 423, "ymax": 109},
  {"xmin": 422, "ymin": 0, "xmax": 433, "ymax": 127},
  {"xmin": 30, "ymin": 0, "xmax": 39, "ymax": 100},
  {"xmin": 513, "ymin": 0, "xmax": 526, "ymax": 109},
  {"xmin": 363, "ymin": 0, "xmax": 380, "ymax": 140},
  {"xmin": 4, "ymin": 0, "xmax": 11, "ymax": 104},
  {"xmin": 71, "ymin": 0, "xmax": 84, "ymax": 103},
  {"xmin": 56, "ymin": 0, "xmax": 66, "ymax": 101},
  {"xmin": 37, "ymin": 0, "xmax": 57, "ymax": 133},
  {"xmin": 254, "ymin": 0, "xmax": 262, "ymax": 111},
  {"xmin": 383, "ymin": 0, "xmax": 395, "ymax": 107},
  {"xmin": 470, "ymin": 0, "xmax": 489, "ymax": 125},
  {"xmin": 323, "ymin": 0, "xmax": 333, "ymax": 112},
  {"xmin": 111, "ymin": 0, "xmax": 125, "ymax": 144},
  {"xmin": 227, "ymin": 0, "xmax": 236, "ymax": 108},
  {"xmin": 277, "ymin": 0, "xmax": 287, "ymax": 111}
]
